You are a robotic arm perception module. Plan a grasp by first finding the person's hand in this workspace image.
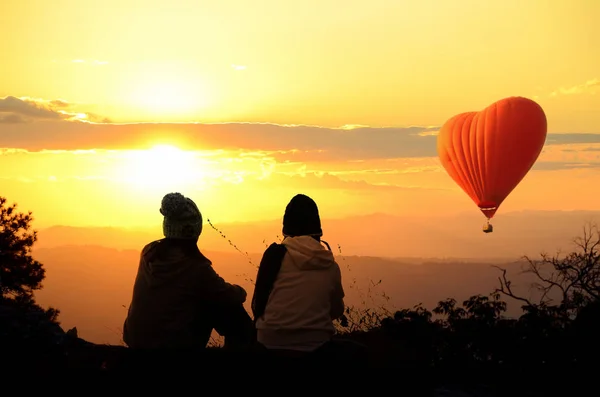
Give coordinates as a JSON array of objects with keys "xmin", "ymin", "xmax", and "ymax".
[{"xmin": 235, "ymin": 285, "xmax": 247, "ymax": 303}]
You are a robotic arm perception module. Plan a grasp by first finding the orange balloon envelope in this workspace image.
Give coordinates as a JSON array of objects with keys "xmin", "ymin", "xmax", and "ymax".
[{"xmin": 437, "ymin": 96, "xmax": 547, "ymax": 222}]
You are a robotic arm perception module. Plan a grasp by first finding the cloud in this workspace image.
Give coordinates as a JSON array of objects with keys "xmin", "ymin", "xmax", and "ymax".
[
  {"xmin": 533, "ymin": 161, "xmax": 600, "ymax": 171},
  {"xmin": 0, "ymin": 113, "xmax": 26, "ymax": 124},
  {"xmin": 544, "ymin": 133, "xmax": 600, "ymax": 145},
  {"xmin": 231, "ymin": 64, "xmax": 246, "ymax": 70},
  {"xmin": 0, "ymin": 146, "xmax": 452, "ymax": 196},
  {"xmin": 1, "ymin": 95, "xmax": 599, "ymax": 164},
  {"xmin": 2, "ymin": 117, "xmax": 599, "ymax": 161},
  {"xmin": 561, "ymin": 147, "xmax": 600, "ymax": 152},
  {"xmin": 0, "ymin": 120, "xmax": 443, "ymax": 159},
  {"xmin": 550, "ymin": 78, "xmax": 599, "ymax": 97},
  {"xmin": 0, "ymin": 96, "xmax": 67, "ymax": 121},
  {"xmin": 48, "ymin": 99, "xmax": 71, "ymax": 108},
  {"xmin": 0, "ymin": 96, "xmax": 109, "ymax": 124},
  {"xmin": 0, "ymin": 156, "xmax": 442, "ymax": 191},
  {"xmin": 0, "ymin": 167, "xmax": 449, "ymax": 194},
  {"xmin": 533, "ymin": 143, "xmax": 600, "ymax": 171},
  {"xmin": 256, "ymin": 171, "xmax": 449, "ymax": 192}
]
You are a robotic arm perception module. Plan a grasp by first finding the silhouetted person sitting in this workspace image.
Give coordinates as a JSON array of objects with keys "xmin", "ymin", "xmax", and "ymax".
[
  {"xmin": 252, "ymin": 194, "xmax": 367, "ymax": 366},
  {"xmin": 122, "ymin": 192, "xmax": 255, "ymax": 356}
]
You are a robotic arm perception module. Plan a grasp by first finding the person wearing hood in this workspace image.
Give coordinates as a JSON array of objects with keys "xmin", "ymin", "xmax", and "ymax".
[
  {"xmin": 252, "ymin": 194, "xmax": 357, "ymax": 360},
  {"xmin": 123, "ymin": 192, "xmax": 255, "ymax": 351}
]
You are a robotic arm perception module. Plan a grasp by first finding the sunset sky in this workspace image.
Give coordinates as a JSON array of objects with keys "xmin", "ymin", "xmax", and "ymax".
[{"xmin": 1, "ymin": 0, "xmax": 599, "ymax": 229}]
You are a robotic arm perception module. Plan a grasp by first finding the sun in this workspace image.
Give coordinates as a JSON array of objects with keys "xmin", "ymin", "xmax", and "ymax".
[{"xmin": 120, "ymin": 144, "xmax": 202, "ymax": 191}]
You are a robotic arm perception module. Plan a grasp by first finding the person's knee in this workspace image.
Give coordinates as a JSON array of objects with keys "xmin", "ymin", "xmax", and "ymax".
[{"xmin": 209, "ymin": 304, "xmax": 255, "ymax": 338}]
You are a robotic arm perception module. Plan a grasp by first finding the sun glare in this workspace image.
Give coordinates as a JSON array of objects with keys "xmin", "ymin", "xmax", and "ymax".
[
  {"xmin": 120, "ymin": 145, "xmax": 202, "ymax": 191},
  {"xmin": 135, "ymin": 81, "xmax": 198, "ymax": 113}
]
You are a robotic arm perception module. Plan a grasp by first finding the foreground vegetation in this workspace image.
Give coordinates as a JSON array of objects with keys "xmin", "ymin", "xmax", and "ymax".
[{"xmin": 1, "ymin": 195, "xmax": 598, "ymax": 392}]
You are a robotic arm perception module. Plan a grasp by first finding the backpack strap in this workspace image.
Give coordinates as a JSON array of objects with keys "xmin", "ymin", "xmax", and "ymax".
[{"xmin": 251, "ymin": 243, "xmax": 287, "ymax": 322}]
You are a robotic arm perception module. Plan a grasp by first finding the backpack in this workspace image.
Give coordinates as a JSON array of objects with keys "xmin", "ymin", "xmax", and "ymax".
[{"xmin": 251, "ymin": 243, "xmax": 288, "ymax": 322}]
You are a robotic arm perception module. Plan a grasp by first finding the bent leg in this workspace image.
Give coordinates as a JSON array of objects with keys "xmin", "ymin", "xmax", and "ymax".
[{"xmin": 207, "ymin": 303, "xmax": 257, "ymax": 350}]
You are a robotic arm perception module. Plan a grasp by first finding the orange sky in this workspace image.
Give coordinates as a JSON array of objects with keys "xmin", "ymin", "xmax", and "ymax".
[{"xmin": 1, "ymin": 0, "xmax": 599, "ymax": 228}]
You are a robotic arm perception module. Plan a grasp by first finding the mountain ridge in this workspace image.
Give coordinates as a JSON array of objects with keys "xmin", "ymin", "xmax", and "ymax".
[{"xmin": 34, "ymin": 209, "xmax": 600, "ymax": 260}]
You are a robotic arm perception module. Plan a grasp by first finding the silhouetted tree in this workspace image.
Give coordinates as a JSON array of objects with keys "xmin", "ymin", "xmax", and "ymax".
[
  {"xmin": 484, "ymin": 223, "xmax": 600, "ymax": 368},
  {"xmin": 0, "ymin": 196, "xmax": 63, "ymax": 350},
  {"xmin": 494, "ymin": 221, "xmax": 600, "ymax": 318},
  {"xmin": 0, "ymin": 196, "xmax": 45, "ymax": 300}
]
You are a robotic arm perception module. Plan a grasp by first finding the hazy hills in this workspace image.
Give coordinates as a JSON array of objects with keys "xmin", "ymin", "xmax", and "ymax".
[
  {"xmin": 32, "ymin": 244, "xmax": 540, "ymax": 346},
  {"xmin": 35, "ymin": 209, "xmax": 600, "ymax": 259},
  {"xmin": 28, "ymin": 209, "xmax": 593, "ymax": 345}
]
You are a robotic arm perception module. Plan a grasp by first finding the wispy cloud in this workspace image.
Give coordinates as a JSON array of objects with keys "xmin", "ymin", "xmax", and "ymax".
[
  {"xmin": 417, "ymin": 130, "xmax": 440, "ymax": 137},
  {"xmin": 0, "ymin": 117, "xmax": 443, "ymax": 158},
  {"xmin": 1, "ymin": 106, "xmax": 600, "ymax": 163},
  {"xmin": 255, "ymin": 171, "xmax": 450, "ymax": 192},
  {"xmin": 0, "ymin": 145, "xmax": 446, "ymax": 192},
  {"xmin": 0, "ymin": 96, "xmax": 68, "ymax": 122},
  {"xmin": 533, "ymin": 161, "xmax": 600, "ymax": 171},
  {"xmin": 2, "ymin": 95, "xmax": 600, "ymax": 175},
  {"xmin": 0, "ymin": 145, "xmax": 453, "ymax": 192},
  {"xmin": 0, "ymin": 96, "xmax": 110, "ymax": 124},
  {"xmin": 544, "ymin": 133, "xmax": 600, "ymax": 145},
  {"xmin": 231, "ymin": 64, "xmax": 247, "ymax": 70},
  {"xmin": 550, "ymin": 78, "xmax": 599, "ymax": 97}
]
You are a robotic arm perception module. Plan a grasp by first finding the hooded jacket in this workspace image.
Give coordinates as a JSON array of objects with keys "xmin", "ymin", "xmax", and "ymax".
[
  {"xmin": 123, "ymin": 238, "xmax": 248, "ymax": 349},
  {"xmin": 254, "ymin": 235, "xmax": 345, "ymax": 351}
]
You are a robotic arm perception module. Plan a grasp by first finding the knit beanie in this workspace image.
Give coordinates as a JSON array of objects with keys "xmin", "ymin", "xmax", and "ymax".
[
  {"xmin": 159, "ymin": 192, "xmax": 203, "ymax": 240},
  {"xmin": 282, "ymin": 194, "xmax": 323, "ymax": 238}
]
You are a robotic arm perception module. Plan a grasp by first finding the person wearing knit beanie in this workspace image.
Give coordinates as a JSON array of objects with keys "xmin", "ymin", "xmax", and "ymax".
[
  {"xmin": 122, "ymin": 192, "xmax": 256, "ymax": 350},
  {"xmin": 282, "ymin": 193, "xmax": 323, "ymax": 238},
  {"xmin": 160, "ymin": 192, "xmax": 203, "ymax": 240}
]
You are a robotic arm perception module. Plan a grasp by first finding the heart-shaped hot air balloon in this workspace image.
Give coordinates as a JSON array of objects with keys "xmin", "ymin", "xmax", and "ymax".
[{"xmin": 437, "ymin": 96, "xmax": 547, "ymax": 233}]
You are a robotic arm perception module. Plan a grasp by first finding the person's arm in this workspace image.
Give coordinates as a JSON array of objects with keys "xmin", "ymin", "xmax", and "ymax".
[
  {"xmin": 198, "ymin": 264, "xmax": 247, "ymax": 306},
  {"xmin": 330, "ymin": 262, "xmax": 345, "ymax": 319},
  {"xmin": 251, "ymin": 243, "xmax": 287, "ymax": 320}
]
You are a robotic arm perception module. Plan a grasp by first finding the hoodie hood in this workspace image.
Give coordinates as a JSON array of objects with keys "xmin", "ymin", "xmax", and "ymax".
[
  {"xmin": 282, "ymin": 236, "xmax": 335, "ymax": 270},
  {"xmin": 140, "ymin": 239, "xmax": 210, "ymax": 287}
]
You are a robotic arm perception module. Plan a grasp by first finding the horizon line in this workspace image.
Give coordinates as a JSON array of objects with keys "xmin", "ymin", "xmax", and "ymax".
[
  {"xmin": 30, "ymin": 242, "xmax": 523, "ymax": 263},
  {"xmin": 35, "ymin": 208, "xmax": 600, "ymax": 231}
]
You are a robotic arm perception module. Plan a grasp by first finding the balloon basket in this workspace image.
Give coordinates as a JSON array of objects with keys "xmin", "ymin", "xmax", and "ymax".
[{"xmin": 483, "ymin": 221, "xmax": 493, "ymax": 233}]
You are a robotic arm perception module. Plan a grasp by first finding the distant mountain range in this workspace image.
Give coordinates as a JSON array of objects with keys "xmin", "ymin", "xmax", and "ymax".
[
  {"xmin": 35, "ymin": 209, "xmax": 600, "ymax": 259},
  {"xmin": 31, "ymin": 209, "xmax": 590, "ymax": 345},
  {"xmin": 32, "ymin": 244, "xmax": 540, "ymax": 346}
]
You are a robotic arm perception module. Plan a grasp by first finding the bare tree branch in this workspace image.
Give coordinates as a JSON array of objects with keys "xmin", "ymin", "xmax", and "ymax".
[
  {"xmin": 492, "ymin": 265, "xmax": 533, "ymax": 307},
  {"xmin": 493, "ymin": 221, "xmax": 600, "ymax": 315}
]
